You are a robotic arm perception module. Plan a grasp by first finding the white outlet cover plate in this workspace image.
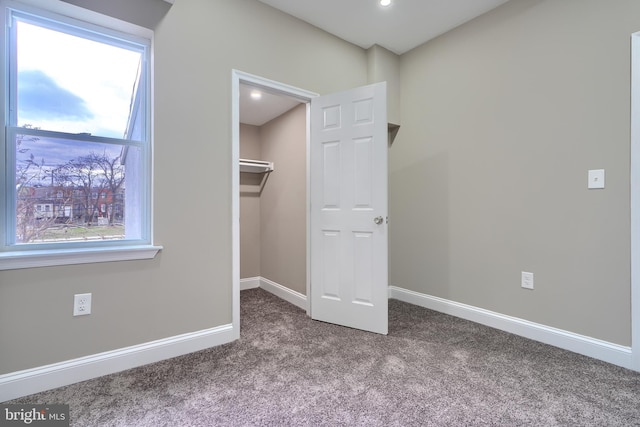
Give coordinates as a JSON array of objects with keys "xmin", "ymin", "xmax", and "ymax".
[
  {"xmin": 588, "ymin": 169, "xmax": 605, "ymax": 189},
  {"xmin": 73, "ymin": 293, "xmax": 92, "ymax": 316}
]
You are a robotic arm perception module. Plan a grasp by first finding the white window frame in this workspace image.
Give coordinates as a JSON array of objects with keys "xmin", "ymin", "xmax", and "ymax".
[{"xmin": 0, "ymin": 0, "xmax": 161, "ymax": 270}]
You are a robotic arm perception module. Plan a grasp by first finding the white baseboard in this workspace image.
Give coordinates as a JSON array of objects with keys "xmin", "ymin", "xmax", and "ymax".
[
  {"xmin": 0, "ymin": 324, "xmax": 235, "ymax": 402},
  {"xmin": 246, "ymin": 276, "xmax": 307, "ymax": 310},
  {"xmin": 240, "ymin": 277, "xmax": 260, "ymax": 290},
  {"xmin": 388, "ymin": 286, "xmax": 634, "ymax": 370}
]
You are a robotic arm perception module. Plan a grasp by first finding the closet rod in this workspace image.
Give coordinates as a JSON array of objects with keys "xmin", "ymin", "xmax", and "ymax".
[{"xmin": 239, "ymin": 158, "xmax": 274, "ymax": 173}]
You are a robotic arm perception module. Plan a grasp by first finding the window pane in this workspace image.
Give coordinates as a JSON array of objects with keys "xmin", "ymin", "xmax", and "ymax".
[
  {"xmin": 13, "ymin": 132, "xmax": 141, "ymax": 244},
  {"xmin": 16, "ymin": 21, "xmax": 143, "ymax": 139}
]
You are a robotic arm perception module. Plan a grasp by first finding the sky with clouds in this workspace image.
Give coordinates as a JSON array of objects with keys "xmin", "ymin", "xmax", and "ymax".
[
  {"xmin": 18, "ymin": 70, "xmax": 94, "ymax": 122},
  {"xmin": 14, "ymin": 20, "xmax": 142, "ymax": 179},
  {"xmin": 16, "ymin": 135, "xmax": 125, "ymax": 173},
  {"xmin": 16, "ymin": 21, "xmax": 141, "ymax": 138}
]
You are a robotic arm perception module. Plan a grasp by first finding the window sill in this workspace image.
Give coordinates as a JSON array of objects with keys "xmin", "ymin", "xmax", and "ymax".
[{"xmin": 0, "ymin": 245, "xmax": 162, "ymax": 271}]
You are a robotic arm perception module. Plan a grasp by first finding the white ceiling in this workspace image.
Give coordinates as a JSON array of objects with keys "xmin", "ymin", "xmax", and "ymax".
[
  {"xmin": 240, "ymin": 84, "xmax": 303, "ymax": 126},
  {"xmin": 257, "ymin": 0, "xmax": 510, "ymax": 55},
  {"xmin": 242, "ymin": 0, "xmax": 511, "ymax": 126}
]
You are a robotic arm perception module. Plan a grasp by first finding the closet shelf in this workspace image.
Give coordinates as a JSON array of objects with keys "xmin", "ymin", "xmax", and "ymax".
[{"xmin": 239, "ymin": 158, "xmax": 274, "ymax": 173}]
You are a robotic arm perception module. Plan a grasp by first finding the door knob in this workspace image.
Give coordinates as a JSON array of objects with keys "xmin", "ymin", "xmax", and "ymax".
[{"xmin": 374, "ymin": 216, "xmax": 384, "ymax": 225}]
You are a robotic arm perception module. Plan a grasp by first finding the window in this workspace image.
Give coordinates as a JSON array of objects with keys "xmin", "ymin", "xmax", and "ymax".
[{"xmin": 0, "ymin": 1, "xmax": 160, "ymax": 269}]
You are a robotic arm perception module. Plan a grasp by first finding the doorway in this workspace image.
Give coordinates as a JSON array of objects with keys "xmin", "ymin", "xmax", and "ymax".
[
  {"xmin": 232, "ymin": 70, "xmax": 317, "ymax": 335},
  {"xmin": 232, "ymin": 71, "xmax": 390, "ymax": 337}
]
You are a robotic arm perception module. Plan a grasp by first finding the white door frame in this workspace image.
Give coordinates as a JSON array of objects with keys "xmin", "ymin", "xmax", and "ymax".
[
  {"xmin": 231, "ymin": 70, "xmax": 318, "ymax": 334},
  {"xmin": 630, "ymin": 33, "xmax": 640, "ymax": 372}
]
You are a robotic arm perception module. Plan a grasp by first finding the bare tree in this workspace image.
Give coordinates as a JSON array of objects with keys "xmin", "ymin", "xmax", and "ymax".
[
  {"xmin": 96, "ymin": 152, "xmax": 125, "ymax": 225},
  {"xmin": 14, "ymin": 131, "xmax": 55, "ymax": 243},
  {"xmin": 62, "ymin": 153, "xmax": 108, "ymax": 226},
  {"xmin": 14, "ymin": 140, "xmax": 126, "ymax": 242}
]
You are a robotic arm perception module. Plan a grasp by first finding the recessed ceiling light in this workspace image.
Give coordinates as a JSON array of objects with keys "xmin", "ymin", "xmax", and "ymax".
[
  {"xmin": 250, "ymin": 90, "xmax": 262, "ymax": 100},
  {"xmin": 380, "ymin": 0, "xmax": 391, "ymax": 7}
]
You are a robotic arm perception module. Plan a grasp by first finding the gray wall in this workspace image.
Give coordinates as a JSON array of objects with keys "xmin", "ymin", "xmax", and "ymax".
[
  {"xmin": 0, "ymin": 0, "xmax": 367, "ymax": 374},
  {"xmin": 240, "ymin": 124, "xmax": 262, "ymax": 279},
  {"xmin": 367, "ymin": 45, "xmax": 401, "ymax": 126},
  {"xmin": 390, "ymin": 0, "xmax": 640, "ymax": 346}
]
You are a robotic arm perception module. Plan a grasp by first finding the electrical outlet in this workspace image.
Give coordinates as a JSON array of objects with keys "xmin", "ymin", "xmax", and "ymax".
[
  {"xmin": 73, "ymin": 293, "xmax": 92, "ymax": 316},
  {"xmin": 588, "ymin": 169, "xmax": 605, "ymax": 189},
  {"xmin": 521, "ymin": 272, "xmax": 534, "ymax": 290}
]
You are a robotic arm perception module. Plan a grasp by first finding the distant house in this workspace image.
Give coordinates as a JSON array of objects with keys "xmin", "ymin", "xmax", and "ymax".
[{"xmin": 24, "ymin": 185, "xmax": 124, "ymax": 224}]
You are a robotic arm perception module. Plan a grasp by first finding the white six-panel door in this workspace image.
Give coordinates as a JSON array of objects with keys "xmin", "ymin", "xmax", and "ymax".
[{"xmin": 310, "ymin": 82, "xmax": 388, "ymax": 335}]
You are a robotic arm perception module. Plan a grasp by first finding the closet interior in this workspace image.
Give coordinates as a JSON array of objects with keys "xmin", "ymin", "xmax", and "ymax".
[{"xmin": 239, "ymin": 85, "xmax": 307, "ymax": 299}]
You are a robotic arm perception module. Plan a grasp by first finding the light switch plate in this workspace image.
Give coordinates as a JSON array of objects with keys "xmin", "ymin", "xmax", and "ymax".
[
  {"xmin": 521, "ymin": 271, "xmax": 534, "ymax": 290},
  {"xmin": 588, "ymin": 169, "xmax": 605, "ymax": 189}
]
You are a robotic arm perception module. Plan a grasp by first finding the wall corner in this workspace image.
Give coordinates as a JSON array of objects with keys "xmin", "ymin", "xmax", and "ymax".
[{"xmin": 367, "ymin": 44, "xmax": 401, "ymax": 127}]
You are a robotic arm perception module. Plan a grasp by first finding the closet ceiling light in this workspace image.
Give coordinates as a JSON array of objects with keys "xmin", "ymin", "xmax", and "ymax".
[
  {"xmin": 380, "ymin": 0, "xmax": 391, "ymax": 7},
  {"xmin": 250, "ymin": 90, "xmax": 262, "ymax": 100}
]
